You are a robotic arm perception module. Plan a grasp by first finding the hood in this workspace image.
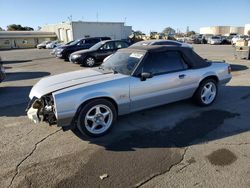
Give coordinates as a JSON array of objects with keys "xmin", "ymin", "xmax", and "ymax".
[
  {"xmin": 57, "ymin": 45, "xmax": 68, "ymax": 49},
  {"xmin": 29, "ymin": 69, "xmax": 114, "ymax": 99},
  {"xmin": 72, "ymin": 49, "xmax": 94, "ymax": 55}
]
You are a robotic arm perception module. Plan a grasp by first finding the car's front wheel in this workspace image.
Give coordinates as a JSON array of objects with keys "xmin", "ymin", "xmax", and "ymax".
[
  {"xmin": 193, "ymin": 79, "xmax": 218, "ymax": 106},
  {"xmin": 84, "ymin": 57, "xmax": 96, "ymax": 67},
  {"xmin": 77, "ymin": 99, "xmax": 117, "ymax": 137}
]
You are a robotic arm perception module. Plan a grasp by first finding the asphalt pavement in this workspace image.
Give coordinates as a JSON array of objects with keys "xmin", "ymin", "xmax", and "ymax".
[{"xmin": 0, "ymin": 45, "xmax": 250, "ymax": 188}]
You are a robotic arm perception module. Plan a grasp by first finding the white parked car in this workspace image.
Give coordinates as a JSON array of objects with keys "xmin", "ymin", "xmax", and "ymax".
[
  {"xmin": 37, "ymin": 41, "xmax": 51, "ymax": 49},
  {"xmin": 208, "ymin": 36, "xmax": 222, "ymax": 45},
  {"xmin": 231, "ymin": 35, "xmax": 250, "ymax": 45},
  {"xmin": 46, "ymin": 41, "xmax": 61, "ymax": 49}
]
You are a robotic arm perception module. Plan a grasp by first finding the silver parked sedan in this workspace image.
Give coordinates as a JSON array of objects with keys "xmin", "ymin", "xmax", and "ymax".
[{"xmin": 27, "ymin": 45, "xmax": 232, "ymax": 137}]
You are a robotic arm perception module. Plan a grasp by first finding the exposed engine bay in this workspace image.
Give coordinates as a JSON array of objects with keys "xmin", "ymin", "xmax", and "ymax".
[{"xmin": 27, "ymin": 94, "xmax": 57, "ymax": 125}]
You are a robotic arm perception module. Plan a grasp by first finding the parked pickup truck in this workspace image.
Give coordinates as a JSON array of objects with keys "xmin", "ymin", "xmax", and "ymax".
[{"xmin": 27, "ymin": 45, "xmax": 232, "ymax": 137}]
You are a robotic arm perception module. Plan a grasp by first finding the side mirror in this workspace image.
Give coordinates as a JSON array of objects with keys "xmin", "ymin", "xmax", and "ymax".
[{"xmin": 140, "ymin": 72, "xmax": 153, "ymax": 81}]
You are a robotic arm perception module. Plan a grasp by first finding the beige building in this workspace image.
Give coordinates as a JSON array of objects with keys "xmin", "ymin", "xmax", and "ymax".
[
  {"xmin": 200, "ymin": 26, "xmax": 244, "ymax": 35},
  {"xmin": 41, "ymin": 21, "xmax": 132, "ymax": 43},
  {"xmin": 0, "ymin": 31, "xmax": 56, "ymax": 49},
  {"xmin": 244, "ymin": 24, "xmax": 250, "ymax": 35}
]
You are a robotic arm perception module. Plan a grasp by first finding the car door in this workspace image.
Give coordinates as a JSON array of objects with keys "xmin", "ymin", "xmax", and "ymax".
[
  {"xmin": 129, "ymin": 51, "xmax": 199, "ymax": 112},
  {"xmin": 96, "ymin": 41, "xmax": 116, "ymax": 61}
]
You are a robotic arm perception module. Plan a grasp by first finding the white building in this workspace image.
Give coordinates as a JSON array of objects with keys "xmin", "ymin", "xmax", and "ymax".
[
  {"xmin": 41, "ymin": 21, "xmax": 132, "ymax": 42},
  {"xmin": 244, "ymin": 24, "xmax": 250, "ymax": 35},
  {"xmin": 200, "ymin": 26, "xmax": 244, "ymax": 35},
  {"xmin": 0, "ymin": 31, "xmax": 56, "ymax": 49}
]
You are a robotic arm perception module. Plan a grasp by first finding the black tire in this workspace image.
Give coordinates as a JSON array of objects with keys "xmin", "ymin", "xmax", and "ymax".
[
  {"xmin": 77, "ymin": 99, "xmax": 117, "ymax": 137},
  {"xmin": 193, "ymin": 79, "xmax": 218, "ymax": 106},
  {"xmin": 83, "ymin": 56, "xmax": 96, "ymax": 67}
]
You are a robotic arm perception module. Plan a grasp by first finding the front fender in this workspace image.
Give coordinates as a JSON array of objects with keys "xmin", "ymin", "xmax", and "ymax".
[{"xmin": 52, "ymin": 78, "xmax": 130, "ymax": 127}]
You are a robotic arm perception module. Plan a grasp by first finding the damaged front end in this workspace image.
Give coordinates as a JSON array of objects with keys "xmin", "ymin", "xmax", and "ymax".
[{"xmin": 26, "ymin": 94, "xmax": 57, "ymax": 125}]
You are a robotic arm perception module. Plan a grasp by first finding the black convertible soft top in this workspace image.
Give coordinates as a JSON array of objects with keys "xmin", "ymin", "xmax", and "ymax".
[{"xmin": 120, "ymin": 45, "xmax": 211, "ymax": 69}]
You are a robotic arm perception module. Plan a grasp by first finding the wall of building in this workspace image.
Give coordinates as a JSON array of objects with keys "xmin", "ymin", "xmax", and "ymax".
[
  {"xmin": 72, "ymin": 21, "xmax": 132, "ymax": 40},
  {"xmin": 245, "ymin": 24, "xmax": 250, "ymax": 35},
  {"xmin": 41, "ymin": 21, "xmax": 132, "ymax": 42},
  {"xmin": 200, "ymin": 26, "xmax": 244, "ymax": 35},
  {"xmin": 0, "ymin": 37, "xmax": 56, "ymax": 49},
  {"xmin": 0, "ymin": 31, "xmax": 57, "ymax": 49},
  {"xmin": 41, "ymin": 22, "xmax": 73, "ymax": 42},
  {"xmin": 123, "ymin": 26, "xmax": 133, "ymax": 39}
]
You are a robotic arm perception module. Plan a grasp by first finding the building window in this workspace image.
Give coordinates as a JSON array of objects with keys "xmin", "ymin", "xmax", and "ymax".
[
  {"xmin": 4, "ymin": 40, "xmax": 10, "ymax": 45},
  {"xmin": 22, "ymin": 40, "xmax": 28, "ymax": 44},
  {"xmin": 84, "ymin": 35, "xmax": 90, "ymax": 38}
]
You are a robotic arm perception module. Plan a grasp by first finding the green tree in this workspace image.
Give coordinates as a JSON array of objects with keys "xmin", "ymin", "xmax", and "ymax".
[
  {"xmin": 133, "ymin": 30, "xmax": 145, "ymax": 36},
  {"xmin": 248, "ymin": 30, "xmax": 250, "ymax": 36},
  {"xmin": 162, "ymin": 27, "xmax": 176, "ymax": 35},
  {"xmin": 150, "ymin": 31, "xmax": 158, "ymax": 39},
  {"xmin": 186, "ymin": 31, "xmax": 196, "ymax": 37},
  {"xmin": 7, "ymin": 24, "xmax": 34, "ymax": 31},
  {"xmin": 0, "ymin": 27, "xmax": 4, "ymax": 31},
  {"xmin": 23, "ymin": 26, "xmax": 34, "ymax": 31}
]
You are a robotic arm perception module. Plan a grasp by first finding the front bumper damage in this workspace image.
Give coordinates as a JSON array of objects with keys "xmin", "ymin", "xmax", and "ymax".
[
  {"xmin": 27, "ymin": 107, "xmax": 40, "ymax": 123},
  {"xmin": 26, "ymin": 95, "xmax": 57, "ymax": 125}
]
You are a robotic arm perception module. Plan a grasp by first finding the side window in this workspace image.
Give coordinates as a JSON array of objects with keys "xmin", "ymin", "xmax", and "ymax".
[
  {"xmin": 115, "ymin": 41, "xmax": 129, "ymax": 49},
  {"xmin": 86, "ymin": 38, "xmax": 100, "ymax": 44},
  {"xmin": 100, "ymin": 42, "xmax": 115, "ymax": 50},
  {"xmin": 142, "ymin": 51, "xmax": 188, "ymax": 75},
  {"xmin": 77, "ymin": 40, "xmax": 83, "ymax": 46}
]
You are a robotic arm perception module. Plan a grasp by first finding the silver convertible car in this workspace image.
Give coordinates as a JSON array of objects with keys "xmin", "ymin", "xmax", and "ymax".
[{"xmin": 27, "ymin": 45, "xmax": 232, "ymax": 137}]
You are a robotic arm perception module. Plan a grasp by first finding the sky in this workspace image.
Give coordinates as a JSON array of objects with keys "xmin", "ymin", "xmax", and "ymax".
[{"xmin": 0, "ymin": 0, "xmax": 249, "ymax": 34}]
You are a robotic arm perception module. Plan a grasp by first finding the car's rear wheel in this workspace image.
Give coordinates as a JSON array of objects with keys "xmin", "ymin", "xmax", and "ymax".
[
  {"xmin": 77, "ymin": 99, "xmax": 117, "ymax": 137},
  {"xmin": 84, "ymin": 57, "xmax": 96, "ymax": 67},
  {"xmin": 193, "ymin": 79, "xmax": 217, "ymax": 106}
]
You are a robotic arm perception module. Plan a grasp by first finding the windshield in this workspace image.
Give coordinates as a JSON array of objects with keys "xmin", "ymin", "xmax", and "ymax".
[
  {"xmin": 212, "ymin": 36, "xmax": 220, "ymax": 39},
  {"xmin": 66, "ymin": 40, "xmax": 74, "ymax": 45},
  {"xmin": 89, "ymin": 41, "xmax": 105, "ymax": 50},
  {"xmin": 102, "ymin": 51, "xmax": 145, "ymax": 75},
  {"xmin": 70, "ymin": 39, "xmax": 81, "ymax": 45}
]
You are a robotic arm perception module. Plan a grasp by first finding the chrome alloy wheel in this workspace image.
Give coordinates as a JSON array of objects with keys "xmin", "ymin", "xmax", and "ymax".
[
  {"xmin": 201, "ymin": 82, "xmax": 217, "ymax": 104},
  {"xmin": 86, "ymin": 57, "xmax": 95, "ymax": 67},
  {"xmin": 84, "ymin": 104, "xmax": 113, "ymax": 134}
]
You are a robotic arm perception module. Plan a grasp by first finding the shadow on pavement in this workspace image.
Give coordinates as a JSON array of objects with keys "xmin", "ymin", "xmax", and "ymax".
[
  {"xmin": 0, "ymin": 86, "xmax": 31, "ymax": 116},
  {"xmin": 72, "ymin": 85, "xmax": 250, "ymax": 151},
  {"xmin": 5, "ymin": 71, "xmax": 50, "ymax": 81},
  {"xmin": 2, "ymin": 60, "xmax": 32, "ymax": 64},
  {"xmin": 230, "ymin": 64, "xmax": 248, "ymax": 72}
]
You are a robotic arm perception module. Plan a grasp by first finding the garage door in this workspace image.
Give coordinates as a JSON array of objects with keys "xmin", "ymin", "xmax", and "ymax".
[{"xmin": 66, "ymin": 29, "xmax": 72, "ymax": 42}]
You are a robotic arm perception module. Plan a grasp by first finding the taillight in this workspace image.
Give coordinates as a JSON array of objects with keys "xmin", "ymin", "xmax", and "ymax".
[{"xmin": 228, "ymin": 65, "xmax": 232, "ymax": 74}]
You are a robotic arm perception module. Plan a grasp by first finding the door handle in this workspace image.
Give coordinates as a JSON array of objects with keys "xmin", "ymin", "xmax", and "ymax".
[{"xmin": 179, "ymin": 74, "xmax": 186, "ymax": 79}]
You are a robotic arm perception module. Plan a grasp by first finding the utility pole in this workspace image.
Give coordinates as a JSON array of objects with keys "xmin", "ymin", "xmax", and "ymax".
[
  {"xmin": 96, "ymin": 12, "xmax": 99, "ymax": 22},
  {"xmin": 124, "ymin": 17, "xmax": 127, "ymax": 25}
]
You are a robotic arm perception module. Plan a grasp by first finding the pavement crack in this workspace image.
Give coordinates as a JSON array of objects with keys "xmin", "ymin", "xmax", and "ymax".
[
  {"xmin": 136, "ymin": 147, "xmax": 189, "ymax": 187},
  {"xmin": 7, "ymin": 129, "xmax": 61, "ymax": 188}
]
